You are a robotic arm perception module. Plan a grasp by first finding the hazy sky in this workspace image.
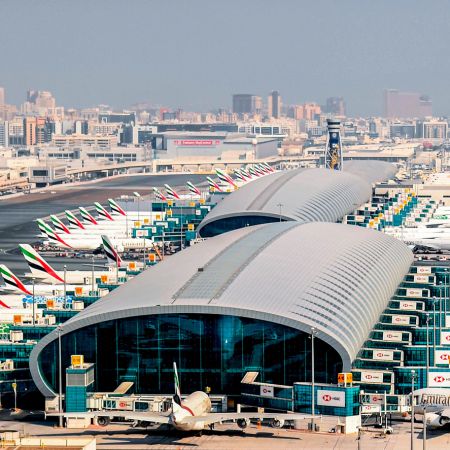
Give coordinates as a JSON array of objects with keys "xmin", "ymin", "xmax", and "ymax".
[{"xmin": 1, "ymin": 0, "xmax": 449, "ymax": 116}]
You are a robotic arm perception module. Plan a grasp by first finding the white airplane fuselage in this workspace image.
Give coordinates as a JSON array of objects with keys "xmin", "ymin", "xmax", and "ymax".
[{"xmin": 171, "ymin": 391, "xmax": 212, "ymax": 431}]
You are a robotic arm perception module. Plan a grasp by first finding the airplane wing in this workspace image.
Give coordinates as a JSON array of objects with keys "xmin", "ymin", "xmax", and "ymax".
[
  {"xmin": 182, "ymin": 412, "xmax": 310, "ymax": 425},
  {"xmin": 47, "ymin": 411, "xmax": 171, "ymax": 424}
]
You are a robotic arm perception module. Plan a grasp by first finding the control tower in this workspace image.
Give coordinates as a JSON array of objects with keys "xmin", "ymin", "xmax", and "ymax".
[{"xmin": 324, "ymin": 119, "xmax": 343, "ymax": 170}]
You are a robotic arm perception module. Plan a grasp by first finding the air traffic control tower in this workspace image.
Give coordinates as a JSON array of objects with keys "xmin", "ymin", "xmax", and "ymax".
[{"xmin": 324, "ymin": 119, "xmax": 343, "ymax": 170}]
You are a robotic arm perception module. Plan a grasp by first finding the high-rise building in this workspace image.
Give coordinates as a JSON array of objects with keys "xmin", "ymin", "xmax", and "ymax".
[
  {"xmin": 325, "ymin": 97, "xmax": 346, "ymax": 116},
  {"xmin": 384, "ymin": 89, "xmax": 432, "ymax": 118},
  {"xmin": 0, "ymin": 121, "xmax": 9, "ymax": 147},
  {"xmin": 268, "ymin": 91, "xmax": 281, "ymax": 118},
  {"xmin": 232, "ymin": 94, "xmax": 262, "ymax": 115},
  {"xmin": 0, "ymin": 87, "xmax": 4, "ymax": 106},
  {"xmin": 23, "ymin": 117, "xmax": 37, "ymax": 146}
]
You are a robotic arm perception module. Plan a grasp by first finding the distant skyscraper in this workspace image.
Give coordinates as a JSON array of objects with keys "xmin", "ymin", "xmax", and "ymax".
[
  {"xmin": 0, "ymin": 121, "xmax": 9, "ymax": 147},
  {"xmin": 325, "ymin": 97, "xmax": 346, "ymax": 116},
  {"xmin": 0, "ymin": 87, "xmax": 4, "ymax": 106},
  {"xmin": 384, "ymin": 89, "xmax": 432, "ymax": 118},
  {"xmin": 23, "ymin": 117, "xmax": 37, "ymax": 146},
  {"xmin": 268, "ymin": 91, "xmax": 281, "ymax": 118},
  {"xmin": 232, "ymin": 94, "xmax": 262, "ymax": 115}
]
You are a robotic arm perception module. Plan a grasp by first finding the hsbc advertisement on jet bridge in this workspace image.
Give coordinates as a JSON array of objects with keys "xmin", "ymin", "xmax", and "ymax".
[
  {"xmin": 317, "ymin": 390, "xmax": 346, "ymax": 408},
  {"xmin": 428, "ymin": 372, "xmax": 450, "ymax": 387}
]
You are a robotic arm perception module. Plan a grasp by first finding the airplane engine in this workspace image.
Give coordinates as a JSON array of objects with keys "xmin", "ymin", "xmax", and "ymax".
[
  {"xmin": 97, "ymin": 416, "xmax": 111, "ymax": 427},
  {"xmin": 270, "ymin": 418, "xmax": 285, "ymax": 428},
  {"xmin": 237, "ymin": 418, "xmax": 250, "ymax": 429}
]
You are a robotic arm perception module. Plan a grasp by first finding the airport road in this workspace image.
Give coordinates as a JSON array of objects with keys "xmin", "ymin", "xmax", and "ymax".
[
  {"xmin": 1, "ymin": 419, "xmax": 450, "ymax": 449},
  {"xmin": 0, "ymin": 173, "xmax": 205, "ymax": 273}
]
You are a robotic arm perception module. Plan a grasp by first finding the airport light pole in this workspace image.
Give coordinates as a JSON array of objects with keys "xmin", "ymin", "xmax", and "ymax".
[
  {"xmin": 277, "ymin": 203, "xmax": 283, "ymax": 222},
  {"xmin": 63, "ymin": 265, "xmax": 67, "ymax": 309},
  {"xmin": 411, "ymin": 369, "xmax": 416, "ymax": 450},
  {"xmin": 57, "ymin": 325, "xmax": 63, "ymax": 428},
  {"xmin": 32, "ymin": 278, "xmax": 35, "ymax": 327},
  {"xmin": 423, "ymin": 405, "xmax": 427, "ymax": 450},
  {"xmin": 425, "ymin": 313, "xmax": 430, "ymax": 385},
  {"xmin": 432, "ymin": 297, "xmax": 437, "ymax": 358},
  {"xmin": 133, "ymin": 191, "xmax": 141, "ymax": 223},
  {"xmin": 311, "ymin": 327, "xmax": 318, "ymax": 432}
]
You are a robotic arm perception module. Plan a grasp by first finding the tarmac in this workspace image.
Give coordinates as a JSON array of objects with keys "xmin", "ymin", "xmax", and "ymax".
[
  {"xmin": 0, "ymin": 173, "xmax": 205, "ymax": 272},
  {"xmin": 0, "ymin": 418, "xmax": 449, "ymax": 449}
]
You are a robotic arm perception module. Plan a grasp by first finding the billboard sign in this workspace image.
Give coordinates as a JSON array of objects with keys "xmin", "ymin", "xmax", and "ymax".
[
  {"xmin": 382, "ymin": 331, "xmax": 404, "ymax": 342},
  {"xmin": 414, "ymin": 275, "xmax": 431, "ymax": 283},
  {"xmin": 373, "ymin": 350, "xmax": 395, "ymax": 361},
  {"xmin": 399, "ymin": 301, "xmax": 417, "ymax": 311},
  {"xmin": 441, "ymin": 331, "xmax": 450, "ymax": 345},
  {"xmin": 435, "ymin": 350, "xmax": 450, "ymax": 365},
  {"xmin": 317, "ymin": 390, "xmax": 345, "ymax": 408},
  {"xmin": 260, "ymin": 385, "xmax": 274, "ymax": 397},
  {"xmin": 428, "ymin": 372, "xmax": 450, "ymax": 387},
  {"xmin": 405, "ymin": 288, "xmax": 424, "ymax": 298},
  {"xmin": 361, "ymin": 404, "xmax": 381, "ymax": 414},
  {"xmin": 391, "ymin": 315, "xmax": 411, "ymax": 325},
  {"xmin": 360, "ymin": 371, "xmax": 384, "ymax": 383}
]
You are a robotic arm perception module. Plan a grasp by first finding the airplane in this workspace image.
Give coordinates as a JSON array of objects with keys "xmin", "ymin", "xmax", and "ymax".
[
  {"xmin": 414, "ymin": 388, "xmax": 450, "ymax": 428},
  {"xmin": 0, "ymin": 264, "xmax": 91, "ymax": 296},
  {"xmin": 49, "ymin": 362, "xmax": 310, "ymax": 431},
  {"xmin": 19, "ymin": 244, "xmax": 126, "ymax": 285},
  {"xmin": 37, "ymin": 219, "xmax": 152, "ymax": 251},
  {"xmin": 215, "ymin": 168, "xmax": 238, "ymax": 189}
]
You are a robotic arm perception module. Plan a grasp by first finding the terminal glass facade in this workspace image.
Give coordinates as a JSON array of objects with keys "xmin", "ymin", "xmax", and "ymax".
[
  {"xmin": 39, "ymin": 314, "xmax": 342, "ymax": 395},
  {"xmin": 199, "ymin": 216, "xmax": 284, "ymax": 238}
]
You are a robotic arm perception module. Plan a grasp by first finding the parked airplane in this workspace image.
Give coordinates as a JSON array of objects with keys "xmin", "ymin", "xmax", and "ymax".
[
  {"xmin": 0, "ymin": 265, "xmax": 89, "ymax": 296},
  {"xmin": 19, "ymin": 244, "xmax": 124, "ymax": 284},
  {"xmin": 51, "ymin": 362, "xmax": 309, "ymax": 431},
  {"xmin": 414, "ymin": 388, "xmax": 450, "ymax": 427},
  {"xmin": 37, "ymin": 220, "xmax": 152, "ymax": 251}
]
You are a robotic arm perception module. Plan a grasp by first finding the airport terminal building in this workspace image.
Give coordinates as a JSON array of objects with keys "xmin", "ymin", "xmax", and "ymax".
[{"xmin": 29, "ymin": 161, "xmax": 450, "ymax": 417}]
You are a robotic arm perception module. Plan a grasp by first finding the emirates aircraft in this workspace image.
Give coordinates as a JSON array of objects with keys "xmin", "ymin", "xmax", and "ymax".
[{"xmin": 51, "ymin": 363, "xmax": 309, "ymax": 431}]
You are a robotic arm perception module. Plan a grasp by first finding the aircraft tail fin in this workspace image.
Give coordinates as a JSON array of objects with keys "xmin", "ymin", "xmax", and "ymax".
[
  {"xmin": 19, "ymin": 244, "xmax": 64, "ymax": 283},
  {"xmin": 79, "ymin": 207, "xmax": 98, "ymax": 225},
  {"xmin": 153, "ymin": 187, "xmax": 167, "ymax": 201},
  {"xmin": 0, "ymin": 264, "xmax": 32, "ymax": 295},
  {"xmin": 108, "ymin": 198, "xmax": 126, "ymax": 216},
  {"xmin": 95, "ymin": 202, "xmax": 114, "ymax": 221},
  {"xmin": 206, "ymin": 176, "xmax": 223, "ymax": 192},
  {"xmin": 50, "ymin": 215, "xmax": 71, "ymax": 234},
  {"xmin": 164, "ymin": 184, "xmax": 181, "ymax": 200},
  {"xmin": 101, "ymin": 235, "xmax": 122, "ymax": 267},
  {"xmin": 186, "ymin": 181, "xmax": 201, "ymax": 196},
  {"xmin": 36, "ymin": 219, "xmax": 72, "ymax": 248},
  {"xmin": 65, "ymin": 210, "xmax": 85, "ymax": 229},
  {"xmin": 215, "ymin": 168, "xmax": 237, "ymax": 188},
  {"xmin": 173, "ymin": 362, "xmax": 182, "ymax": 409}
]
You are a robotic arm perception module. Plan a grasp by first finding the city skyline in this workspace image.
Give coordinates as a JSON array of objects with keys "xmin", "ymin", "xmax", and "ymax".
[{"xmin": 1, "ymin": 0, "xmax": 449, "ymax": 116}]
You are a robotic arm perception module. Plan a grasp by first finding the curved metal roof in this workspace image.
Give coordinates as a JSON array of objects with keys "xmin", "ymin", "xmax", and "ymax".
[
  {"xmin": 345, "ymin": 160, "xmax": 398, "ymax": 185},
  {"xmin": 197, "ymin": 168, "xmax": 373, "ymax": 236},
  {"xmin": 30, "ymin": 222, "xmax": 412, "ymax": 397}
]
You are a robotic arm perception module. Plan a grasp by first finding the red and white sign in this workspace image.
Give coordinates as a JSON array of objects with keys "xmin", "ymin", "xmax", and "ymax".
[
  {"xmin": 391, "ymin": 315, "xmax": 411, "ymax": 325},
  {"xmin": 360, "ymin": 371, "xmax": 384, "ymax": 383},
  {"xmin": 416, "ymin": 266, "xmax": 432, "ymax": 274},
  {"xmin": 260, "ymin": 385, "xmax": 274, "ymax": 397},
  {"xmin": 435, "ymin": 350, "xmax": 450, "ymax": 365},
  {"xmin": 116, "ymin": 400, "xmax": 133, "ymax": 410},
  {"xmin": 406, "ymin": 288, "xmax": 424, "ymax": 298},
  {"xmin": 428, "ymin": 372, "xmax": 450, "ymax": 387},
  {"xmin": 361, "ymin": 404, "xmax": 381, "ymax": 414},
  {"xmin": 399, "ymin": 301, "xmax": 417, "ymax": 311},
  {"xmin": 369, "ymin": 395, "xmax": 384, "ymax": 404},
  {"xmin": 373, "ymin": 350, "xmax": 395, "ymax": 361},
  {"xmin": 441, "ymin": 331, "xmax": 450, "ymax": 345},
  {"xmin": 173, "ymin": 140, "xmax": 220, "ymax": 146},
  {"xmin": 382, "ymin": 331, "xmax": 404, "ymax": 342},
  {"xmin": 414, "ymin": 275, "xmax": 430, "ymax": 283},
  {"xmin": 317, "ymin": 390, "xmax": 345, "ymax": 407}
]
